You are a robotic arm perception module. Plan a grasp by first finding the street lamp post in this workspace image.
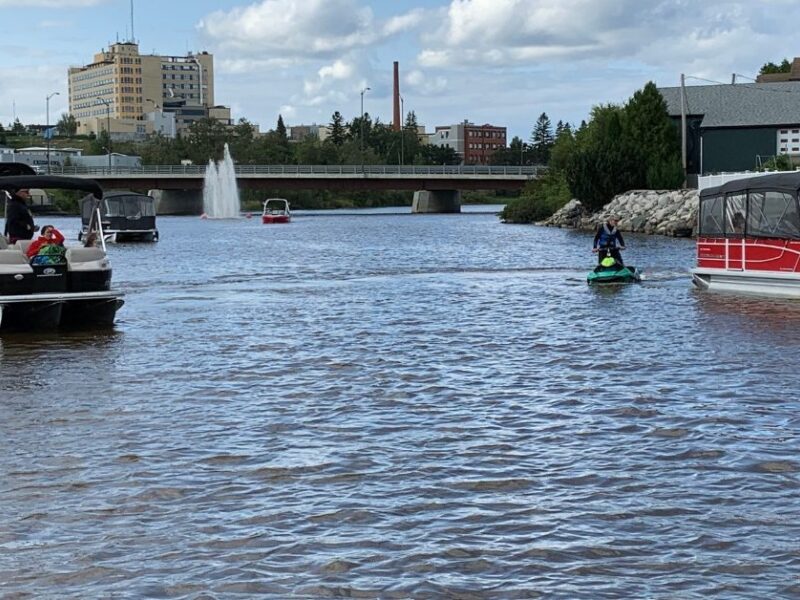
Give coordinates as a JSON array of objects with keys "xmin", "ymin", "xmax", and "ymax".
[
  {"xmin": 45, "ymin": 91, "xmax": 60, "ymax": 174},
  {"xmin": 360, "ymin": 86, "xmax": 370, "ymax": 158},
  {"xmin": 190, "ymin": 57, "xmax": 204, "ymax": 109},
  {"xmin": 400, "ymin": 94, "xmax": 404, "ymax": 166},
  {"xmin": 95, "ymin": 97, "xmax": 111, "ymax": 168}
]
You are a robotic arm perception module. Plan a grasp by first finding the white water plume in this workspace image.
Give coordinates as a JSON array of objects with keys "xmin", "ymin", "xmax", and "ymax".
[{"xmin": 202, "ymin": 143, "xmax": 240, "ymax": 218}]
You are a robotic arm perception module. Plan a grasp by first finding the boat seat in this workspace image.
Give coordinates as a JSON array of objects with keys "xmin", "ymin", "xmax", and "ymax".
[
  {"xmin": 0, "ymin": 249, "xmax": 34, "ymax": 273},
  {"xmin": 0, "ymin": 249, "xmax": 30, "ymax": 264},
  {"xmin": 14, "ymin": 240, "xmax": 33, "ymax": 254},
  {"xmin": 65, "ymin": 247, "xmax": 107, "ymax": 269}
]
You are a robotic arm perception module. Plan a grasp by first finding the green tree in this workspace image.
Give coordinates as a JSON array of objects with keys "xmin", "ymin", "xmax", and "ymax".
[
  {"xmin": 417, "ymin": 144, "xmax": 460, "ymax": 165},
  {"xmin": 230, "ymin": 118, "xmax": 258, "ymax": 163},
  {"xmin": 500, "ymin": 169, "xmax": 571, "ymax": 223},
  {"xmin": 56, "ymin": 113, "xmax": 78, "ymax": 136},
  {"xmin": 89, "ymin": 129, "xmax": 112, "ymax": 155},
  {"xmin": 328, "ymin": 111, "xmax": 346, "ymax": 146},
  {"xmin": 138, "ymin": 133, "xmax": 185, "ymax": 164},
  {"xmin": 404, "ymin": 110, "xmax": 419, "ymax": 130},
  {"xmin": 184, "ymin": 118, "xmax": 230, "ymax": 164},
  {"xmin": 276, "ymin": 114, "xmax": 288, "ymax": 143},
  {"xmin": 760, "ymin": 59, "xmax": 792, "ymax": 75},
  {"xmin": 530, "ymin": 112, "xmax": 554, "ymax": 164},
  {"xmin": 563, "ymin": 104, "xmax": 639, "ymax": 211},
  {"xmin": 491, "ymin": 136, "xmax": 526, "ymax": 165},
  {"xmin": 294, "ymin": 136, "xmax": 340, "ymax": 164},
  {"xmin": 11, "ymin": 118, "xmax": 25, "ymax": 134},
  {"xmin": 623, "ymin": 80, "xmax": 682, "ymax": 189}
]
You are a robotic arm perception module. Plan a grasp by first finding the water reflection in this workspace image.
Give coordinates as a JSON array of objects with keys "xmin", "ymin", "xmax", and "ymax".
[{"xmin": 693, "ymin": 289, "xmax": 800, "ymax": 339}]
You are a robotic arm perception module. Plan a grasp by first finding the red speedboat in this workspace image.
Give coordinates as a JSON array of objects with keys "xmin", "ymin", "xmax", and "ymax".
[
  {"xmin": 693, "ymin": 171, "xmax": 800, "ymax": 298},
  {"xmin": 262, "ymin": 198, "xmax": 291, "ymax": 224}
]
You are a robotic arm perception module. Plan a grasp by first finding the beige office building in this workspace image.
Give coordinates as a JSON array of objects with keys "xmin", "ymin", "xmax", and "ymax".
[{"xmin": 68, "ymin": 42, "xmax": 215, "ymax": 137}]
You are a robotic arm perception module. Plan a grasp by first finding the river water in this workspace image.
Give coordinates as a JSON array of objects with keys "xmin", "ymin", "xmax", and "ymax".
[{"xmin": 1, "ymin": 207, "xmax": 799, "ymax": 599}]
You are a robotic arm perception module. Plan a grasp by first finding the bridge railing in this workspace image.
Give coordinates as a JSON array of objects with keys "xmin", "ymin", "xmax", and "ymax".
[{"xmin": 47, "ymin": 164, "xmax": 546, "ymax": 177}]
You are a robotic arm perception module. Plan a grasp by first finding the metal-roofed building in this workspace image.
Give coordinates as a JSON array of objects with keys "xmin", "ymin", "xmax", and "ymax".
[{"xmin": 658, "ymin": 82, "xmax": 800, "ymax": 175}]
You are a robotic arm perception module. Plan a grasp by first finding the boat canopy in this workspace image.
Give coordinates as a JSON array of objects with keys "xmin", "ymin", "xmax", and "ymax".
[
  {"xmin": 0, "ymin": 174, "xmax": 104, "ymax": 199},
  {"xmin": 80, "ymin": 191, "xmax": 154, "ymax": 222},
  {"xmin": 699, "ymin": 171, "xmax": 800, "ymax": 238},
  {"xmin": 0, "ymin": 164, "xmax": 36, "ymax": 177},
  {"xmin": 700, "ymin": 171, "xmax": 800, "ymax": 199}
]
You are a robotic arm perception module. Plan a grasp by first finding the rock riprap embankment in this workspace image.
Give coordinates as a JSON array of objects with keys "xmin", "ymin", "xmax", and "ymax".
[{"xmin": 542, "ymin": 189, "xmax": 698, "ymax": 237}]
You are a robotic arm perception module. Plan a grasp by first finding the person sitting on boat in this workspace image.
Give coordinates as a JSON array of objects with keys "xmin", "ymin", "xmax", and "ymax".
[
  {"xmin": 26, "ymin": 224, "xmax": 66, "ymax": 265},
  {"xmin": 592, "ymin": 215, "xmax": 626, "ymax": 266},
  {"xmin": 3, "ymin": 187, "xmax": 37, "ymax": 244},
  {"xmin": 732, "ymin": 211, "xmax": 745, "ymax": 234}
]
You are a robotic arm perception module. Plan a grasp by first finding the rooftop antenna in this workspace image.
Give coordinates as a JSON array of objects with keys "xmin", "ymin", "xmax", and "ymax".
[{"xmin": 130, "ymin": 0, "xmax": 135, "ymax": 43}]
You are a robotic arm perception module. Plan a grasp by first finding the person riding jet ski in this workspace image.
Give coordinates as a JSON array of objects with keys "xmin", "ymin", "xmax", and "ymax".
[{"xmin": 592, "ymin": 215, "xmax": 626, "ymax": 266}]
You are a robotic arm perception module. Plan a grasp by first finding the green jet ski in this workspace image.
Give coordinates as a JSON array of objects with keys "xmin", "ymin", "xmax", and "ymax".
[{"xmin": 587, "ymin": 255, "xmax": 641, "ymax": 285}]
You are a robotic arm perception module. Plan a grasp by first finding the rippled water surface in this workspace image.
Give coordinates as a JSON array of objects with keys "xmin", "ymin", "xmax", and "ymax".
[{"xmin": 2, "ymin": 207, "xmax": 799, "ymax": 599}]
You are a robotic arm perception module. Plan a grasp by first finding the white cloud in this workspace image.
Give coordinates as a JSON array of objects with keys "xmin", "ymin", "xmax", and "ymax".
[
  {"xmin": 419, "ymin": 0, "xmax": 800, "ymax": 76},
  {"xmin": 197, "ymin": 0, "xmax": 425, "ymax": 59},
  {"xmin": 382, "ymin": 9, "xmax": 425, "ymax": 36},
  {"xmin": 404, "ymin": 70, "xmax": 448, "ymax": 95},
  {"xmin": 304, "ymin": 59, "xmax": 356, "ymax": 95},
  {"xmin": 198, "ymin": 0, "xmax": 375, "ymax": 57}
]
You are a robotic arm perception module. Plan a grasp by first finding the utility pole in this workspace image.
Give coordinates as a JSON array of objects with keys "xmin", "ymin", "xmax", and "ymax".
[
  {"xmin": 360, "ymin": 86, "xmax": 370, "ymax": 160},
  {"xmin": 680, "ymin": 73, "xmax": 687, "ymax": 188},
  {"xmin": 96, "ymin": 97, "xmax": 112, "ymax": 168},
  {"xmin": 400, "ymin": 94, "xmax": 404, "ymax": 166},
  {"xmin": 46, "ymin": 91, "xmax": 60, "ymax": 174}
]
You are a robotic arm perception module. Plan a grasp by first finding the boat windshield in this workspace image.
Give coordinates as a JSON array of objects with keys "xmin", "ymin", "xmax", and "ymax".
[
  {"xmin": 104, "ymin": 195, "xmax": 156, "ymax": 218},
  {"xmin": 264, "ymin": 201, "xmax": 288, "ymax": 213}
]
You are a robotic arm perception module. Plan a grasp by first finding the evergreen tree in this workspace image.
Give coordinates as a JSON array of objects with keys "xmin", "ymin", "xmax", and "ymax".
[
  {"xmin": 11, "ymin": 118, "xmax": 24, "ymax": 134},
  {"xmin": 623, "ymin": 81, "xmax": 682, "ymax": 189},
  {"xmin": 530, "ymin": 112, "xmax": 554, "ymax": 164},
  {"xmin": 276, "ymin": 114, "xmax": 288, "ymax": 144},
  {"xmin": 328, "ymin": 111, "xmax": 346, "ymax": 146}
]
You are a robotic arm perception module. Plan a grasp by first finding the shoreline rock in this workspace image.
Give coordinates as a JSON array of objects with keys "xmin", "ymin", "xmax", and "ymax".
[{"xmin": 540, "ymin": 189, "xmax": 698, "ymax": 237}]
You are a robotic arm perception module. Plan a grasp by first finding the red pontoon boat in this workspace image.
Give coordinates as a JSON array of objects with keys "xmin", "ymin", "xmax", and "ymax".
[
  {"xmin": 693, "ymin": 171, "xmax": 800, "ymax": 298},
  {"xmin": 262, "ymin": 198, "xmax": 291, "ymax": 224}
]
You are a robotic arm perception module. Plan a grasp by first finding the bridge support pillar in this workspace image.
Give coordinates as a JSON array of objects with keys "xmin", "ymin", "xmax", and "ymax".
[
  {"xmin": 411, "ymin": 189, "xmax": 461, "ymax": 213},
  {"xmin": 149, "ymin": 189, "xmax": 203, "ymax": 215}
]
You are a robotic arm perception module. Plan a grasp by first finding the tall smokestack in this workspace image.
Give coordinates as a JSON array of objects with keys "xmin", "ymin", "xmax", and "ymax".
[{"xmin": 393, "ymin": 61, "xmax": 401, "ymax": 132}]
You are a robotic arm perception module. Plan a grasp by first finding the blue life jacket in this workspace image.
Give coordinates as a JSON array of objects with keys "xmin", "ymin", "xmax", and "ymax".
[{"xmin": 597, "ymin": 224, "xmax": 619, "ymax": 248}]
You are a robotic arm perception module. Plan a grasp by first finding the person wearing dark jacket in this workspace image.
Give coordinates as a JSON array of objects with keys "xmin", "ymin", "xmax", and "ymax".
[
  {"xmin": 4, "ymin": 187, "xmax": 36, "ymax": 243},
  {"xmin": 592, "ymin": 215, "xmax": 626, "ymax": 266}
]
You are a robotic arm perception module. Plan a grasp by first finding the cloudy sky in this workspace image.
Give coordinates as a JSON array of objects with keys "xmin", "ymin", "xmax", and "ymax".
[{"xmin": 1, "ymin": 0, "xmax": 798, "ymax": 141}]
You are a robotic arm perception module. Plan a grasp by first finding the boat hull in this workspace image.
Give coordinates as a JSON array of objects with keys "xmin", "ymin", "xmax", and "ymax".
[
  {"xmin": 0, "ymin": 291, "xmax": 124, "ymax": 331},
  {"xmin": 587, "ymin": 266, "xmax": 641, "ymax": 285},
  {"xmin": 262, "ymin": 215, "xmax": 290, "ymax": 224},
  {"xmin": 691, "ymin": 268, "xmax": 800, "ymax": 298}
]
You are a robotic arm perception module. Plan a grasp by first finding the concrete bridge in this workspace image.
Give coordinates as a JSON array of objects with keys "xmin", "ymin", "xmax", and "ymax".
[{"xmin": 47, "ymin": 164, "xmax": 544, "ymax": 214}]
